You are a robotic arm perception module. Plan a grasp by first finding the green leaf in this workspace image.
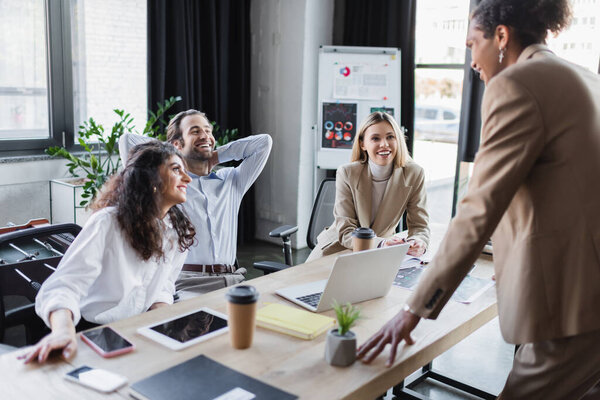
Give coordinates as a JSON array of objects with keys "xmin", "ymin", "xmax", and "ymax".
[
  {"xmin": 332, "ymin": 300, "xmax": 361, "ymax": 336},
  {"xmin": 90, "ymin": 155, "xmax": 99, "ymax": 171}
]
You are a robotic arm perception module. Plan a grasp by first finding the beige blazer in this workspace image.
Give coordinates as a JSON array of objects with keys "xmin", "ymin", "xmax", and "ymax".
[
  {"xmin": 408, "ymin": 45, "xmax": 600, "ymax": 344},
  {"xmin": 308, "ymin": 160, "xmax": 430, "ymax": 261}
]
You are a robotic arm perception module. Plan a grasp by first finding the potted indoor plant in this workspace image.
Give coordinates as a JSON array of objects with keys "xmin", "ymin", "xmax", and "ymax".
[
  {"xmin": 325, "ymin": 301, "xmax": 361, "ymax": 367},
  {"xmin": 47, "ymin": 97, "xmax": 181, "ymax": 223}
]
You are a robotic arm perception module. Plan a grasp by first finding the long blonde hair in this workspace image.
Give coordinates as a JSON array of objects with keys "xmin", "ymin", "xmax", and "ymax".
[{"xmin": 350, "ymin": 112, "xmax": 410, "ymax": 168}]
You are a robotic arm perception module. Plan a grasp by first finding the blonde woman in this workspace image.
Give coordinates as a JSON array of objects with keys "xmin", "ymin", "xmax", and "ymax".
[{"xmin": 307, "ymin": 112, "xmax": 430, "ymax": 261}]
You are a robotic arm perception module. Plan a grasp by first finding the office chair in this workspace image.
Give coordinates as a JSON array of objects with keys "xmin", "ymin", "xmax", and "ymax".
[
  {"xmin": 254, "ymin": 178, "xmax": 336, "ymax": 274},
  {"xmin": 0, "ymin": 223, "xmax": 81, "ymax": 345}
]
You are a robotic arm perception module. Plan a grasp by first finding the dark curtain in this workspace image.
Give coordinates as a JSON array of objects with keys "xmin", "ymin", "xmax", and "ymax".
[
  {"xmin": 457, "ymin": 63, "xmax": 485, "ymax": 163},
  {"xmin": 457, "ymin": 0, "xmax": 485, "ymax": 163},
  {"xmin": 148, "ymin": 0, "xmax": 255, "ymax": 245},
  {"xmin": 451, "ymin": 0, "xmax": 485, "ymax": 216},
  {"xmin": 332, "ymin": 0, "xmax": 417, "ymax": 154}
]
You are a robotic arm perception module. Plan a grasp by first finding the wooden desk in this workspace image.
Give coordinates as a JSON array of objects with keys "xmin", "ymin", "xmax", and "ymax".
[{"xmin": 1, "ymin": 237, "xmax": 496, "ymax": 399}]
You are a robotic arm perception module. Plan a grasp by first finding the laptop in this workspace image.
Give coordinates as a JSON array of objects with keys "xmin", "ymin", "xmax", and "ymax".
[{"xmin": 276, "ymin": 244, "xmax": 410, "ymax": 312}]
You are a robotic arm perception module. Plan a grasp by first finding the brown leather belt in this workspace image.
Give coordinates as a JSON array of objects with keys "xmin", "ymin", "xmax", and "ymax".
[{"xmin": 182, "ymin": 263, "xmax": 236, "ymax": 274}]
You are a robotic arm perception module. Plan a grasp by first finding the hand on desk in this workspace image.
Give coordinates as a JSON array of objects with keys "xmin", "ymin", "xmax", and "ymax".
[
  {"xmin": 356, "ymin": 309, "xmax": 421, "ymax": 367},
  {"xmin": 18, "ymin": 309, "xmax": 77, "ymax": 364},
  {"xmin": 383, "ymin": 237, "xmax": 426, "ymax": 257},
  {"xmin": 149, "ymin": 302, "xmax": 169, "ymax": 311}
]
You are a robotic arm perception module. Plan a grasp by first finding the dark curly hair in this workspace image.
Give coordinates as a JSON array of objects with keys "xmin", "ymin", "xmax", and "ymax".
[
  {"xmin": 92, "ymin": 141, "xmax": 195, "ymax": 261},
  {"xmin": 472, "ymin": 0, "xmax": 572, "ymax": 48}
]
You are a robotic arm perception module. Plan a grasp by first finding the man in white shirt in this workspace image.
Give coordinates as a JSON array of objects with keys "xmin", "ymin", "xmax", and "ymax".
[{"xmin": 120, "ymin": 110, "xmax": 272, "ymax": 297}]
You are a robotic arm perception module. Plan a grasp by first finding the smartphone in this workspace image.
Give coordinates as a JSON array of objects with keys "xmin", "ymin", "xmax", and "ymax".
[
  {"xmin": 81, "ymin": 326, "xmax": 135, "ymax": 358},
  {"xmin": 64, "ymin": 365, "xmax": 128, "ymax": 393}
]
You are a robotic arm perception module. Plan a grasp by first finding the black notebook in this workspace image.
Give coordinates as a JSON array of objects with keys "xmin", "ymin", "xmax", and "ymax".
[{"xmin": 129, "ymin": 355, "xmax": 297, "ymax": 400}]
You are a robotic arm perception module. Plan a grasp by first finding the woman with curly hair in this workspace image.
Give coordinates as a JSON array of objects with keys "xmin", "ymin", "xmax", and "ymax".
[
  {"xmin": 23, "ymin": 141, "xmax": 194, "ymax": 363},
  {"xmin": 358, "ymin": 1, "xmax": 600, "ymax": 398}
]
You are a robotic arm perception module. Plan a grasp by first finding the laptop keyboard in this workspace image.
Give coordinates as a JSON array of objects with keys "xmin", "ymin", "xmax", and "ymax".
[{"xmin": 296, "ymin": 292, "xmax": 323, "ymax": 308}]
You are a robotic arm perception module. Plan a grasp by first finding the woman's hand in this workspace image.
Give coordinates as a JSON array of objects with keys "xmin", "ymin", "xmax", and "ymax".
[
  {"xmin": 406, "ymin": 239, "xmax": 426, "ymax": 257},
  {"xmin": 18, "ymin": 309, "xmax": 77, "ymax": 364},
  {"xmin": 382, "ymin": 236, "xmax": 406, "ymax": 247},
  {"xmin": 383, "ymin": 237, "xmax": 426, "ymax": 257},
  {"xmin": 148, "ymin": 302, "xmax": 169, "ymax": 311}
]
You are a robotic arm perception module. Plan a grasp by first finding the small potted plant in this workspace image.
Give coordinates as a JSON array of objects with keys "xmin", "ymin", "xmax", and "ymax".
[{"xmin": 325, "ymin": 301, "xmax": 361, "ymax": 367}]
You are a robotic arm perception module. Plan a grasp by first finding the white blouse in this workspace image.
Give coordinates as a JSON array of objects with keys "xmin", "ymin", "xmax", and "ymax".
[{"xmin": 35, "ymin": 207, "xmax": 188, "ymax": 326}]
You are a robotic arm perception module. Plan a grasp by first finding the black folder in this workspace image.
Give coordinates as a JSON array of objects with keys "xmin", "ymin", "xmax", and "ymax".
[{"xmin": 129, "ymin": 354, "xmax": 298, "ymax": 400}]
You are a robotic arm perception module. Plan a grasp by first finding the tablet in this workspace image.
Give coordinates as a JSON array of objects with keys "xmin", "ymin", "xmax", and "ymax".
[{"xmin": 137, "ymin": 307, "xmax": 228, "ymax": 350}]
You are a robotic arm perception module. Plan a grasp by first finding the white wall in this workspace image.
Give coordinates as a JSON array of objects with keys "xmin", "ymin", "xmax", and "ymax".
[
  {"xmin": 251, "ymin": 0, "xmax": 334, "ymax": 248},
  {"xmin": 0, "ymin": 154, "xmax": 119, "ymax": 226},
  {"xmin": 0, "ymin": 158, "xmax": 73, "ymax": 225}
]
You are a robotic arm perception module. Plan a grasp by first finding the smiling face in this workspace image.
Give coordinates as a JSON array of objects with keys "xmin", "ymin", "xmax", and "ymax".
[
  {"xmin": 175, "ymin": 114, "xmax": 215, "ymax": 162},
  {"xmin": 360, "ymin": 121, "xmax": 398, "ymax": 166},
  {"xmin": 466, "ymin": 22, "xmax": 503, "ymax": 85},
  {"xmin": 158, "ymin": 155, "xmax": 191, "ymax": 211}
]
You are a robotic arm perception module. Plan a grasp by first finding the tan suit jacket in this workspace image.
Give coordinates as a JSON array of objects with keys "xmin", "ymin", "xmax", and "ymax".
[
  {"xmin": 408, "ymin": 45, "xmax": 600, "ymax": 344},
  {"xmin": 308, "ymin": 160, "xmax": 430, "ymax": 260}
]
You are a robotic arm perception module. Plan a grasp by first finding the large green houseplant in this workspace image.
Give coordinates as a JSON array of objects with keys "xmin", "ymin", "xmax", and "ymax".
[{"xmin": 46, "ymin": 96, "xmax": 181, "ymax": 207}]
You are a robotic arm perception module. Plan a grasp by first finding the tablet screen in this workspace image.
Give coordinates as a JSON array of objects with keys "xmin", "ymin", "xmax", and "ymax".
[{"xmin": 149, "ymin": 310, "xmax": 228, "ymax": 343}]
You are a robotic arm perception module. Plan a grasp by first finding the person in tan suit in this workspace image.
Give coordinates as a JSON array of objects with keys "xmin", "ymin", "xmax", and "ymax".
[
  {"xmin": 307, "ymin": 111, "xmax": 430, "ymax": 262},
  {"xmin": 357, "ymin": 1, "xmax": 600, "ymax": 398}
]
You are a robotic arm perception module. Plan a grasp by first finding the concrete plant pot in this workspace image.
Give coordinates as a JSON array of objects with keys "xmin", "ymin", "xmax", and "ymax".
[{"xmin": 325, "ymin": 329, "xmax": 356, "ymax": 367}]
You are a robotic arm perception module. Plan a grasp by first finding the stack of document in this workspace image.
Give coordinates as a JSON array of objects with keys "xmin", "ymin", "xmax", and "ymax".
[{"xmin": 256, "ymin": 303, "xmax": 335, "ymax": 340}]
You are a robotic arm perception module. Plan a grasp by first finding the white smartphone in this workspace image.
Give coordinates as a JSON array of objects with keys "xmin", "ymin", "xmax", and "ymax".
[{"xmin": 64, "ymin": 365, "xmax": 128, "ymax": 393}]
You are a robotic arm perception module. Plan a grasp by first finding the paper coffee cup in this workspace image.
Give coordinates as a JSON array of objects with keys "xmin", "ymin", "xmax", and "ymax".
[
  {"xmin": 225, "ymin": 285, "xmax": 259, "ymax": 349},
  {"xmin": 351, "ymin": 227, "xmax": 376, "ymax": 252}
]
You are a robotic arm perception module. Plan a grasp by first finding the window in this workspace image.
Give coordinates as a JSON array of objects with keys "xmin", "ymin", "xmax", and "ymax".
[
  {"xmin": 70, "ymin": 0, "xmax": 147, "ymax": 132},
  {"xmin": 414, "ymin": 0, "xmax": 470, "ymax": 225},
  {"xmin": 443, "ymin": 110, "xmax": 457, "ymax": 120},
  {"xmin": 0, "ymin": 1, "xmax": 49, "ymax": 141},
  {"xmin": 546, "ymin": 0, "xmax": 600, "ymax": 73},
  {"xmin": 0, "ymin": 0, "xmax": 147, "ymax": 155}
]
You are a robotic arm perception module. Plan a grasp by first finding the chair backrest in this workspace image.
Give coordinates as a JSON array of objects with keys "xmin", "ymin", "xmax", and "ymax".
[
  {"xmin": 306, "ymin": 178, "xmax": 336, "ymax": 250},
  {"xmin": 0, "ymin": 223, "xmax": 81, "ymax": 343},
  {"xmin": 0, "ymin": 223, "xmax": 81, "ymax": 299}
]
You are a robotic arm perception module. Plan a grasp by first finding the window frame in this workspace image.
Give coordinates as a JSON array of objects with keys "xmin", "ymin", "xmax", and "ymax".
[{"xmin": 0, "ymin": 0, "xmax": 78, "ymax": 156}]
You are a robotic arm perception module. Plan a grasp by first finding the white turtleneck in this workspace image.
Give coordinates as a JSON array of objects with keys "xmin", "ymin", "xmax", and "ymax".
[{"xmin": 369, "ymin": 159, "xmax": 393, "ymax": 225}]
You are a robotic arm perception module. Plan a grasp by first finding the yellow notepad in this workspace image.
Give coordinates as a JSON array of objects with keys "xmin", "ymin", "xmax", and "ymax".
[{"xmin": 256, "ymin": 303, "xmax": 336, "ymax": 340}]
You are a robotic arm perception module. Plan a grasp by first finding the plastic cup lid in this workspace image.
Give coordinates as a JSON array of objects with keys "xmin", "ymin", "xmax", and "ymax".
[
  {"xmin": 352, "ymin": 227, "xmax": 375, "ymax": 239},
  {"xmin": 226, "ymin": 285, "xmax": 259, "ymax": 304}
]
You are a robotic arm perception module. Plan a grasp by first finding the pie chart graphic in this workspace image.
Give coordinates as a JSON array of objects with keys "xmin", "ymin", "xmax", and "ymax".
[{"xmin": 340, "ymin": 66, "xmax": 350, "ymax": 77}]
